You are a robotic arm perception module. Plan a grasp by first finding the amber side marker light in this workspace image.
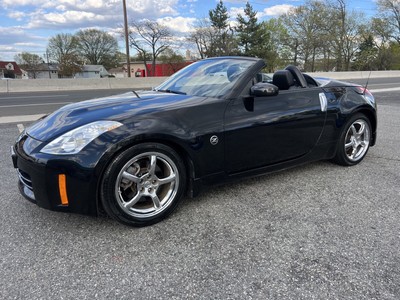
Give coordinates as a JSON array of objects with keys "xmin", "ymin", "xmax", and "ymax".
[{"xmin": 58, "ymin": 174, "xmax": 69, "ymax": 206}]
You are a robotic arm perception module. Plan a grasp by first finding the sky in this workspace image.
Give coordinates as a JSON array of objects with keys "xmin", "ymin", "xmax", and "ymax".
[{"xmin": 0, "ymin": 0, "xmax": 378, "ymax": 62}]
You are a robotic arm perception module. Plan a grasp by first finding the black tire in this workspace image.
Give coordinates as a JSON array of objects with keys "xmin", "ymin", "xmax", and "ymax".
[
  {"xmin": 332, "ymin": 113, "xmax": 372, "ymax": 166},
  {"xmin": 101, "ymin": 143, "xmax": 186, "ymax": 227}
]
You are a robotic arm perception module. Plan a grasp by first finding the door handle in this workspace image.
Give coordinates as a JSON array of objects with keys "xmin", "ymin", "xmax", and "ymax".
[{"xmin": 319, "ymin": 93, "xmax": 327, "ymax": 112}]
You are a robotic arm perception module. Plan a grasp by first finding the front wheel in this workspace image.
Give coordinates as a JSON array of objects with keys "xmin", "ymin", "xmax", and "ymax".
[
  {"xmin": 101, "ymin": 143, "xmax": 186, "ymax": 227},
  {"xmin": 333, "ymin": 114, "xmax": 372, "ymax": 166}
]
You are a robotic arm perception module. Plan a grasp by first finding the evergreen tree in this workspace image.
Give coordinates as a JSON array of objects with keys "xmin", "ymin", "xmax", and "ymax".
[
  {"xmin": 209, "ymin": 0, "xmax": 229, "ymax": 31},
  {"xmin": 353, "ymin": 35, "xmax": 378, "ymax": 70},
  {"xmin": 208, "ymin": 0, "xmax": 236, "ymax": 56},
  {"xmin": 236, "ymin": 2, "xmax": 263, "ymax": 56}
]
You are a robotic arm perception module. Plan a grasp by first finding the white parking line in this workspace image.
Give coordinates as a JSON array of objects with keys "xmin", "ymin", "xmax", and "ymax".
[
  {"xmin": 369, "ymin": 87, "xmax": 400, "ymax": 93},
  {"xmin": 0, "ymin": 102, "xmax": 72, "ymax": 108},
  {"xmin": 369, "ymin": 82, "xmax": 400, "ymax": 87},
  {"xmin": 0, "ymin": 95, "xmax": 69, "ymax": 100},
  {"xmin": 17, "ymin": 124, "xmax": 25, "ymax": 133},
  {"xmin": 0, "ymin": 114, "xmax": 46, "ymax": 124}
]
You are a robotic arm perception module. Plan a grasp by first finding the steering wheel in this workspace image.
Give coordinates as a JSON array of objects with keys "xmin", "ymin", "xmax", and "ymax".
[{"xmin": 285, "ymin": 65, "xmax": 307, "ymax": 88}]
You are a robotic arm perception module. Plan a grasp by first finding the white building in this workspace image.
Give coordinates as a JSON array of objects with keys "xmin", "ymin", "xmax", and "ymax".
[{"xmin": 74, "ymin": 65, "xmax": 109, "ymax": 78}]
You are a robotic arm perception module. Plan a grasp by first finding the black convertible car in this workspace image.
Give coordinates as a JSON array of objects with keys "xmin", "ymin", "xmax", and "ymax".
[{"xmin": 11, "ymin": 57, "xmax": 377, "ymax": 226}]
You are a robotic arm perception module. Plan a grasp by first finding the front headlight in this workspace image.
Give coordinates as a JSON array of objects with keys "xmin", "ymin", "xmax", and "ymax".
[{"xmin": 40, "ymin": 120, "xmax": 123, "ymax": 155}]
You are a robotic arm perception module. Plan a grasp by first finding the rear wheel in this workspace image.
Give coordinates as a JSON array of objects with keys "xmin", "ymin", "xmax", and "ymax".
[
  {"xmin": 333, "ymin": 114, "xmax": 371, "ymax": 166},
  {"xmin": 101, "ymin": 143, "xmax": 186, "ymax": 226}
]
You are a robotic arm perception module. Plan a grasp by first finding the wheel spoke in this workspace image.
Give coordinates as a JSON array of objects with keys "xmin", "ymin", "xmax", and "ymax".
[
  {"xmin": 345, "ymin": 141, "xmax": 353, "ymax": 149},
  {"xmin": 122, "ymin": 171, "xmax": 140, "ymax": 183},
  {"xmin": 350, "ymin": 125, "xmax": 357, "ymax": 136},
  {"xmin": 148, "ymin": 155, "xmax": 157, "ymax": 175},
  {"xmin": 151, "ymin": 194, "xmax": 161, "ymax": 209},
  {"xmin": 350, "ymin": 146, "xmax": 357, "ymax": 159},
  {"xmin": 123, "ymin": 192, "xmax": 142, "ymax": 209},
  {"xmin": 356, "ymin": 122, "xmax": 365, "ymax": 137},
  {"xmin": 158, "ymin": 173, "xmax": 176, "ymax": 185}
]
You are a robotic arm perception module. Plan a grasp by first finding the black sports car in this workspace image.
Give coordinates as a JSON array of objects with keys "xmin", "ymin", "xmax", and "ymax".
[{"xmin": 11, "ymin": 57, "xmax": 377, "ymax": 226}]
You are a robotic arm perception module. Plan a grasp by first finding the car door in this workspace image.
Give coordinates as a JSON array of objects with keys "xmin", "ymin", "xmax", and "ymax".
[{"xmin": 224, "ymin": 86, "xmax": 327, "ymax": 174}]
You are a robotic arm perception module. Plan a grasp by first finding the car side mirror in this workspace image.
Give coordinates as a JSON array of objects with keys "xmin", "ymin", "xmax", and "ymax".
[{"xmin": 250, "ymin": 82, "xmax": 279, "ymax": 97}]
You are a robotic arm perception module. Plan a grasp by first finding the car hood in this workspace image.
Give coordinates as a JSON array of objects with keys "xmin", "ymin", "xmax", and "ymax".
[{"xmin": 27, "ymin": 91, "xmax": 205, "ymax": 142}]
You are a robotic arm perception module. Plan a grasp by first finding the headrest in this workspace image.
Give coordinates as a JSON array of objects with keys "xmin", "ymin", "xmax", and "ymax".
[
  {"xmin": 227, "ymin": 65, "xmax": 241, "ymax": 82},
  {"xmin": 272, "ymin": 70, "xmax": 295, "ymax": 90}
]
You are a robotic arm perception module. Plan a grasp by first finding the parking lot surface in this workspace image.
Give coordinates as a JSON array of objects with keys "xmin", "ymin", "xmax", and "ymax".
[{"xmin": 0, "ymin": 91, "xmax": 399, "ymax": 299}]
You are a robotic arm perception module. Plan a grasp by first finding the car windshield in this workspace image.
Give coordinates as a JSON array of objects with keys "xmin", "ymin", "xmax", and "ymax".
[{"xmin": 155, "ymin": 58, "xmax": 257, "ymax": 98}]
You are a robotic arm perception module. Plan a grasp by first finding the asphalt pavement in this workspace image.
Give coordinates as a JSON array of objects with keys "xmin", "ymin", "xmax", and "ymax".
[{"xmin": 0, "ymin": 88, "xmax": 399, "ymax": 299}]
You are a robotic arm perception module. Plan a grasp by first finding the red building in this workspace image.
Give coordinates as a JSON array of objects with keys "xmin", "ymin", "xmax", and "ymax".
[
  {"xmin": 141, "ymin": 61, "xmax": 193, "ymax": 77},
  {"xmin": 0, "ymin": 61, "xmax": 23, "ymax": 79}
]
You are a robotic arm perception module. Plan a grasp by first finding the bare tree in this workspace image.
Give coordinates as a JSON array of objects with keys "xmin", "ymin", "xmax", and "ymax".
[
  {"xmin": 128, "ymin": 20, "xmax": 171, "ymax": 76},
  {"xmin": 281, "ymin": 1, "xmax": 329, "ymax": 71},
  {"xmin": 377, "ymin": 0, "xmax": 400, "ymax": 44},
  {"xmin": 188, "ymin": 19, "xmax": 214, "ymax": 59},
  {"xmin": 158, "ymin": 48, "xmax": 186, "ymax": 73},
  {"xmin": 76, "ymin": 29, "xmax": 119, "ymax": 66},
  {"xmin": 14, "ymin": 52, "xmax": 44, "ymax": 79},
  {"xmin": 58, "ymin": 53, "xmax": 83, "ymax": 78},
  {"xmin": 47, "ymin": 33, "xmax": 78, "ymax": 64},
  {"xmin": 327, "ymin": 0, "xmax": 364, "ymax": 71},
  {"xmin": 357, "ymin": 18, "xmax": 393, "ymax": 70}
]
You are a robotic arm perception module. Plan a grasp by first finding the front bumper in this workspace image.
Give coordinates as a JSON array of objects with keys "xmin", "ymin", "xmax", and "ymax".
[
  {"xmin": 11, "ymin": 146, "xmax": 36, "ymax": 203},
  {"xmin": 11, "ymin": 135, "xmax": 99, "ymax": 216}
]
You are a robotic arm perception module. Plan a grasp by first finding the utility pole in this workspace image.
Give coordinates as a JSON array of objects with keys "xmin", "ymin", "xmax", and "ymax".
[
  {"xmin": 123, "ymin": 0, "xmax": 131, "ymax": 77},
  {"xmin": 45, "ymin": 51, "xmax": 51, "ymax": 79}
]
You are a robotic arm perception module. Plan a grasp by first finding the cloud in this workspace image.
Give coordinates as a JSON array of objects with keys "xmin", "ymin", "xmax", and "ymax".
[
  {"xmin": 27, "ymin": 10, "xmax": 111, "ymax": 29},
  {"xmin": 0, "ymin": 27, "xmax": 46, "ymax": 44},
  {"xmin": 7, "ymin": 11, "xmax": 26, "ymax": 21},
  {"xmin": 224, "ymin": 0, "xmax": 266, "ymax": 3},
  {"xmin": 4, "ymin": 0, "xmax": 180, "ymax": 30},
  {"xmin": 0, "ymin": 27, "xmax": 48, "ymax": 60},
  {"xmin": 260, "ymin": 4, "xmax": 295, "ymax": 16},
  {"xmin": 229, "ymin": 3, "xmax": 293, "ymax": 21},
  {"xmin": 2, "ymin": 0, "xmax": 47, "ymax": 6},
  {"xmin": 229, "ymin": 6, "xmax": 245, "ymax": 18},
  {"xmin": 14, "ymin": 42, "xmax": 44, "ymax": 47},
  {"xmin": 157, "ymin": 16, "xmax": 197, "ymax": 34}
]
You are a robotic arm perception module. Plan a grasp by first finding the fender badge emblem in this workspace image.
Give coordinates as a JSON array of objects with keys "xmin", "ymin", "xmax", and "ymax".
[{"xmin": 210, "ymin": 135, "xmax": 219, "ymax": 145}]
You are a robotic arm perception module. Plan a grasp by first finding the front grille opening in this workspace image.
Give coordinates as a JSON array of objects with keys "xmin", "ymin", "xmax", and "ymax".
[
  {"xmin": 17, "ymin": 169, "xmax": 36, "ymax": 201},
  {"xmin": 17, "ymin": 169, "xmax": 33, "ymax": 190}
]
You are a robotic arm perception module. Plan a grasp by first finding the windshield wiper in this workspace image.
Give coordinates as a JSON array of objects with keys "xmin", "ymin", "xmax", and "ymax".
[
  {"xmin": 132, "ymin": 90, "xmax": 140, "ymax": 98},
  {"xmin": 156, "ymin": 89, "xmax": 186, "ymax": 95}
]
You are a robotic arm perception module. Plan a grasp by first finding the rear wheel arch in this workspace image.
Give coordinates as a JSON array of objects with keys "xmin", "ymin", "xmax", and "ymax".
[
  {"xmin": 332, "ymin": 112, "xmax": 372, "ymax": 166},
  {"xmin": 355, "ymin": 108, "xmax": 377, "ymax": 145}
]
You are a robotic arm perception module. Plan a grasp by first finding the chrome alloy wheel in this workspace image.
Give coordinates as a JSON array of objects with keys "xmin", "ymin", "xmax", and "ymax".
[
  {"xmin": 344, "ymin": 119, "xmax": 370, "ymax": 162},
  {"xmin": 115, "ymin": 152, "xmax": 179, "ymax": 218}
]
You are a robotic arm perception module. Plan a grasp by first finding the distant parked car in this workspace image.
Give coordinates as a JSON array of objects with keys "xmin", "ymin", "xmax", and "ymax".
[{"xmin": 11, "ymin": 56, "xmax": 377, "ymax": 226}]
